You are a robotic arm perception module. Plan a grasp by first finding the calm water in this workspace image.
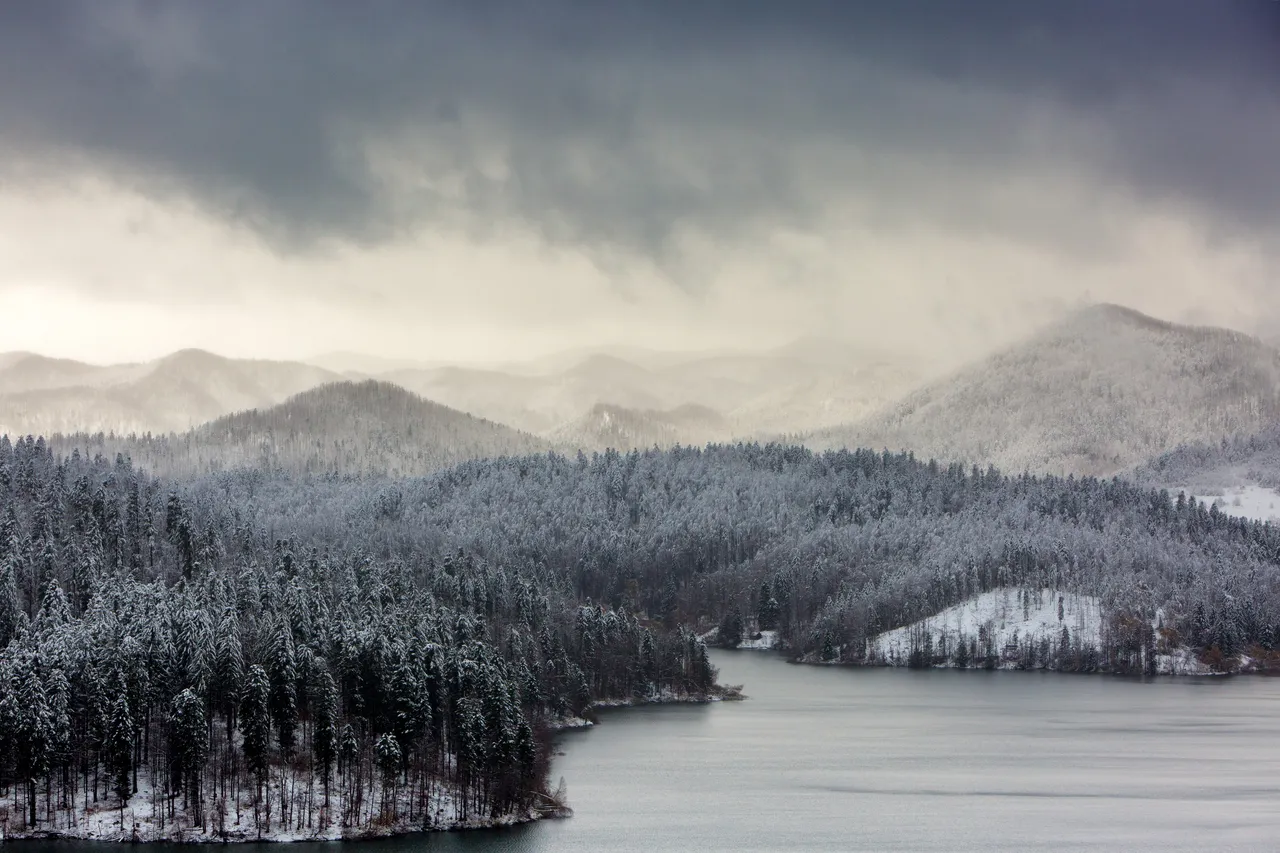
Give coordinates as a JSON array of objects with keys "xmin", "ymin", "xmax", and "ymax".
[{"xmin": 23, "ymin": 651, "xmax": 1280, "ymax": 852}]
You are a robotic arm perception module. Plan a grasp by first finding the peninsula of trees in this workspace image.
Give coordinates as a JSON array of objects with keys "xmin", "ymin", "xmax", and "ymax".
[{"xmin": 0, "ymin": 436, "xmax": 721, "ymax": 841}]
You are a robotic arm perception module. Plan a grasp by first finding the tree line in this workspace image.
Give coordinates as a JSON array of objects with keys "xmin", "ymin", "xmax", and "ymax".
[{"xmin": 170, "ymin": 442, "xmax": 1280, "ymax": 672}]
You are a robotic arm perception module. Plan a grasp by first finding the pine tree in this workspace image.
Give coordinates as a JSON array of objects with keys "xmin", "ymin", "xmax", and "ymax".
[
  {"xmin": 717, "ymin": 607, "xmax": 744, "ymax": 648},
  {"xmin": 240, "ymin": 664, "xmax": 272, "ymax": 803},
  {"xmin": 310, "ymin": 665, "xmax": 339, "ymax": 806},
  {"xmin": 265, "ymin": 621, "xmax": 298, "ymax": 758},
  {"xmin": 757, "ymin": 580, "xmax": 780, "ymax": 632},
  {"xmin": 103, "ymin": 693, "xmax": 134, "ymax": 807},
  {"xmin": 169, "ymin": 688, "xmax": 207, "ymax": 814}
]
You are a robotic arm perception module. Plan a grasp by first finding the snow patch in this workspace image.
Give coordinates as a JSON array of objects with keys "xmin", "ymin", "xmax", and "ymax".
[
  {"xmin": 867, "ymin": 588, "xmax": 1102, "ymax": 668},
  {"xmin": 1171, "ymin": 484, "xmax": 1280, "ymax": 524},
  {"xmin": 736, "ymin": 630, "xmax": 780, "ymax": 651}
]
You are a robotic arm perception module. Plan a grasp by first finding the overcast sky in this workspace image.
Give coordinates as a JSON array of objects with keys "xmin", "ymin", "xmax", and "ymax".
[{"xmin": 1, "ymin": 0, "xmax": 1278, "ymax": 365}]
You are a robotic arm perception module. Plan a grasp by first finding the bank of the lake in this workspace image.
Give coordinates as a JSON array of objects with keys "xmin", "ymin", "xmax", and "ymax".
[
  {"xmin": 1, "ymin": 688, "xmax": 737, "ymax": 845},
  {"xmin": 12, "ymin": 650, "xmax": 1280, "ymax": 852}
]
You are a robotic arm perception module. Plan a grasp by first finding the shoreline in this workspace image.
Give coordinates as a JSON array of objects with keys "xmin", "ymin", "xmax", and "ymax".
[
  {"xmin": 550, "ymin": 684, "xmax": 746, "ymax": 732},
  {"xmin": 1, "ymin": 689, "xmax": 740, "ymax": 845},
  {"xmin": 719, "ymin": 642, "xmax": 1271, "ymax": 678}
]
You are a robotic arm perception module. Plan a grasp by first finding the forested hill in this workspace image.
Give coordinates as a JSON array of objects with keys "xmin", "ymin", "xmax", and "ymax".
[
  {"xmin": 48, "ymin": 381, "xmax": 551, "ymax": 478},
  {"xmin": 0, "ymin": 436, "xmax": 720, "ymax": 841},
  {"xmin": 1135, "ymin": 424, "xmax": 1280, "ymax": 491},
  {"xmin": 805, "ymin": 305, "xmax": 1280, "ymax": 477},
  {"xmin": 174, "ymin": 443, "xmax": 1280, "ymax": 673}
]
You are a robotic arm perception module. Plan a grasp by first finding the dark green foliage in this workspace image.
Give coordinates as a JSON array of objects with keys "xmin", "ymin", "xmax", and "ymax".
[
  {"xmin": 103, "ymin": 693, "xmax": 133, "ymax": 803},
  {"xmin": 757, "ymin": 581, "xmax": 780, "ymax": 632},
  {"xmin": 717, "ymin": 608, "xmax": 744, "ymax": 648},
  {"xmin": 240, "ymin": 665, "xmax": 272, "ymax": 788},
  {"xmin": 169, "ymin": 688, "xmax": 207, "ymax": 810}
]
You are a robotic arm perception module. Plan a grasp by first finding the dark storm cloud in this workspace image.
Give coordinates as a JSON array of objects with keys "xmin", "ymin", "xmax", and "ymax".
[{"xmin": 1, "ymin": 0, "xmax": 1278, "ymax": 259}]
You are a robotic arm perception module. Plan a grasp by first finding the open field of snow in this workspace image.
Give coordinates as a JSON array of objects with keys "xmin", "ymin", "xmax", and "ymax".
[
  {"xmin": 864, "ymin": 587, "xmax": 1219, "ymax": 675},
  {"xmin": 1172, "ymin": 484, "xmax": 1280, "ymax": 524},
  {"xmin": 867, "ymin": 588, "xmax": 1102, "ymax": 668}
]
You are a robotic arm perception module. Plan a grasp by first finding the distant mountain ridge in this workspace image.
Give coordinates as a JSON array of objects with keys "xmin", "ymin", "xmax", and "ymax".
[
  {"xmin": 9, "ymin": 305, "xmax": 1276, "ymax": 472},
  {"xmin": 805, "ymin": 304, "xmax": 1280, "ymax": 476},
  {"xmin": 550, "ymin": 402, "xmax": 731, "ymax": 452},
  {"xmin": 0, "ymin": 349, "xmax": 341, "ymax": 436},
  {"xmin": 50, "ymin": 380, "xmax": 549, "ymax": 478},
  {"xmin": 2, "ymin": 338, "xmax": 928, "ymax": 446}
]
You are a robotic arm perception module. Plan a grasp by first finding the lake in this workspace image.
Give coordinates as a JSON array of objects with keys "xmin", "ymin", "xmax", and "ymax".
[{"xmin": 20, "ymin": 651, "xmax": 1280, "ymax": 852}]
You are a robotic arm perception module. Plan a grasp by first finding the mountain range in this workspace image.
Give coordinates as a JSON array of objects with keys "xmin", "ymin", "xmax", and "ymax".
[
  {"xmin": 0, "ymin": 337, "xmax": 929, "ymax": 445},
  {"xmin": 7, "ymin": 304, "xmax": 1280, "ymax": 480}
]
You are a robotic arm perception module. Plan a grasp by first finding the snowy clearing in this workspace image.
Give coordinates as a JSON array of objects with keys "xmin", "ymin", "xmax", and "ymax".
[
  {"xmin": 867, "ymin": 588, "xmax": 1102, "ymax": 668},
  {"xmin": 1171, "ymin": 484, "xmax": 1280, "ymax": 524},
  {"xmin": 863, "ymin": 588, "xmax": 1215, "ymax": 675}
]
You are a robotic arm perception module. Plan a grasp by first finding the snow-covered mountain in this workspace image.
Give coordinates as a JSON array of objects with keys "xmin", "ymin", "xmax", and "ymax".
[
  {"xmin": 1136, "ymin": 423, "xmax": 1280, "ymax": 491},
  {"xmin": 0, "ymin": 334, "xmax": 931, "ymax": 448},
  {"xmin": 375, "ymin": 362, "xmax": 661, "ymax": 436},
  {"xmin": 53, "ymin": 380, "xmax": 549, "ymax": 477},
  {"xmin": 805, "ymin": 305, "xmax": 1280, "ymax": 476}
]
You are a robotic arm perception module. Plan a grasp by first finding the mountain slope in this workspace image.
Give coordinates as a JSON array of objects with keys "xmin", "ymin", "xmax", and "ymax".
[
  {"xmin": 0, "ymin": 353, "xmax": 148, "ymax": 394},
  {"xmin": 1135, "ymin": 423, "xmax": 1280, "ymax": 492},
  {"xmin": 53, "ymin": 381, "xmax": 550, "ymax": 477},
  {"xmin": 381, "ymin": 358, "xmax": 673, "ymax": 435},
  {"xmin": 805, "ymin": 305, "xmax": 1280, "ymax": 476},
  {"xmin": 551, "ymin": 402, "xmax": 731, "ymax": 451},
  {"xmin": 381, "ymin": 344, "xmax": 928, "ymax": 440},
  {"xmin": 1, "ymin": 336, "xmax": 931, "ymax": 445}
]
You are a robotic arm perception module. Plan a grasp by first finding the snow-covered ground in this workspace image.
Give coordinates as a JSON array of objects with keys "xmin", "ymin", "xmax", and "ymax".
[
  {"xmin": 864, "ymin": 587, "xmax": 1218, "ymax": 675},
  {"xmin": 1171, "ymin": 484, "xmax": 1280, "ymax": 524},
  {"xmin": 737, "ymin": 630, "xmax": 780, "ymax": 650},
  {"xmin": 867, "ymin": 588, "xmax": 1102, "ymax": 668},
  {"xmin": 2, "ymin": 767, "xmax": 539, "ymax": 843},
  {"xmin": 699, "ymin": 628, "xmax": 783, "ymax": 651}
]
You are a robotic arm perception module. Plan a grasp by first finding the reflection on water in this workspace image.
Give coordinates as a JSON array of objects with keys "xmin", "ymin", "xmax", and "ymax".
[{"xmin": 19, "ymin": 653, "xmax": 1280, "ymax": 852}]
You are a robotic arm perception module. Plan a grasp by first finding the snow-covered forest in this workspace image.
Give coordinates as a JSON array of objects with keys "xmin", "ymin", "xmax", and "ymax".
[
  {"xmin": 1136, "ymin": 423, "xmax": 1280, "ymax": 491},
  {"xmin": 145, "ymin": 441, "xmax": 1280, "ymax": 675},
  {"xmin": 4, "ymin": 432, "xmax": 1280, "ymax": 839},
  {"xmin": 0, "ymin": 435, "xmax": 720, "ymax": 841}
]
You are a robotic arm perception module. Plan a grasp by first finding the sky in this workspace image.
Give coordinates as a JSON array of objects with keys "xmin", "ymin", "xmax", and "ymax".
[{"xmin": 1, "ymin": 0, "xmax": 1278, "ymax": 366}]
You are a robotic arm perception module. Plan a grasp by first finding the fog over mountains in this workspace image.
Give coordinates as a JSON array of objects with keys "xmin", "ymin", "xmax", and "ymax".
[
  {"xmin": 0, "ymin": 350, "xmax": 341, "ymax": 437},
  {"xmin": 806, "ymin": 305, "xmax": 1280, "ymax": 476},
  {"xmin": 4, "ymin": 304, "xmax": 1280, "ymax": 480}
]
